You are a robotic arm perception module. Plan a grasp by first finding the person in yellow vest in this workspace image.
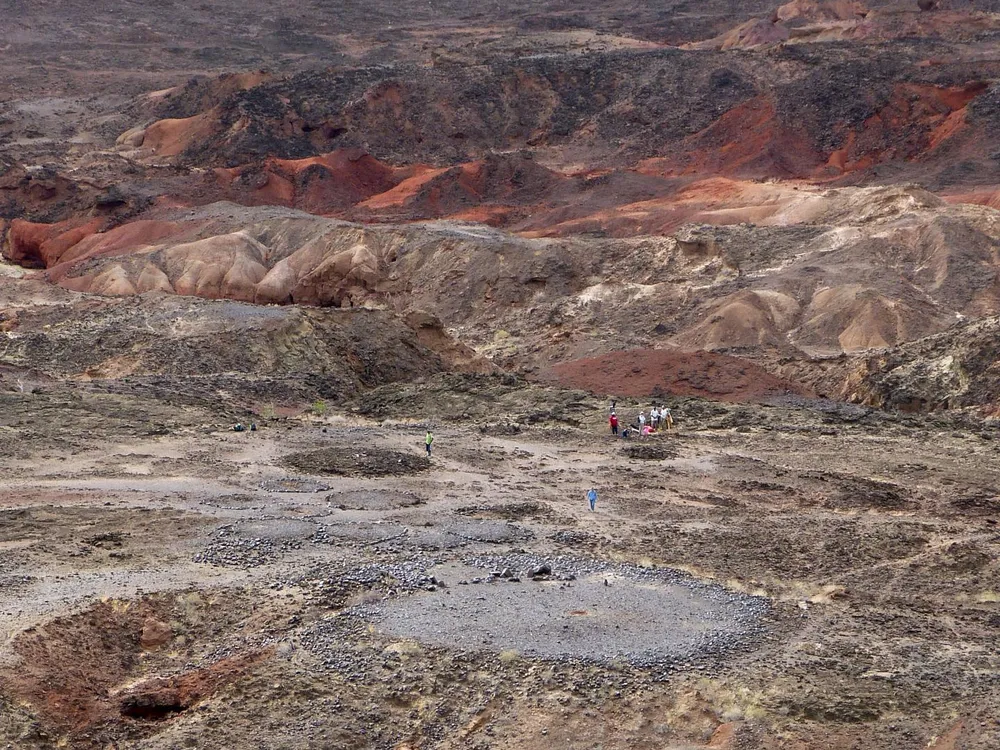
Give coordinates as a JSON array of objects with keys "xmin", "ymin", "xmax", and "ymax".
[{"xmin": 425, "ymin": 430, "xmax": 434, "ymax": 456}]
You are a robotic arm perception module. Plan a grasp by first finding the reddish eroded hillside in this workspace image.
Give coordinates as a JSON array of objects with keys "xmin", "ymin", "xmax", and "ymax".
[
  {"xmin": 638, "ymin": 80, "xmax": 991, "ymax": 182},
  {"xmin": 205, "ymin": 150, "xmax": 572, "ymax": 224},
  {"xmin": 213, "ymin": 149, "xmax": 404, "ymax": 214},
  {"xmin": 4, "ymin": 0, "xmax": 1000, "ymax": 394},
  {"xmin": 121, "ymin": 32, "xmax": 1000, "ymax": 182},
  {"xmin": 54, "ymin": 33, "xmax": 990, "ymax": 243},
  {"xmin": 538, "ymin": 348, "xmax": 813, "ymax": 402},
  {"xmin": 6, "ymin": 182, "xmax": 1000, "ymax": 373}
]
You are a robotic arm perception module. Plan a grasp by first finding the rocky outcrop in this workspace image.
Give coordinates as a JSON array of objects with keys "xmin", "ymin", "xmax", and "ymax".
[
  {"xmin": 0, "ymin": 280, "xmax": 489, "ymax": 391},
  {"xmin": 840, "ymin": 316, "xmax": 1000, "ymax": 412}
]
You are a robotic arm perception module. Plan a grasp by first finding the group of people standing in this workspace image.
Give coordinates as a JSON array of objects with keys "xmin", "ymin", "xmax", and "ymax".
[{"xmin": 608, "ymin": 401, "xmax": 673, "ymax": 438}]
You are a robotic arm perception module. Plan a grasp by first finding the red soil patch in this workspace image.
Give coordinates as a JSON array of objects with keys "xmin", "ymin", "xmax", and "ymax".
[
  {"xmin": 356, "ymin": 165, "xmax": 450, "ymax": 210},
  {"xmin": 447, "ymin": 204, "xmax": 518, "ymax": 226},
  {"xmin": 118, "ymin": 651, "xmax": 270, "ymax": 722},
  {"xmin": 539, "ymin": 349, "xmax": 813, "ymax": 403},
  {"xmin": 640, "ymin": 81, "xmax": 987, "ymax": 182},
  {"xmin": 943, "ymin": 190, "xmax": 1000, "ymax": 210},
  {"xmin": 54, "ymin": 220, "xmax": 192, "ymax": 268},
  {"xmin": 355, "ymin": 154, "xmax": 565, "ymax": 221},
  {"xmin": 0, "ymin": 596, "xmax": 270, "ymax": 746},
  {"xmin": 216, "ymin": 148, "xmax": 405, "ymax": 213},
  {"xmin": 823, "ymin": 82, "xmax": 986, "ymax": 175}
]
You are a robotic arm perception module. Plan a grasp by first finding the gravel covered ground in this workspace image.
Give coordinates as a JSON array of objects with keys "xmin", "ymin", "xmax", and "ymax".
[
  {"xmin": 0, "ymin": 382, "xmax": 999, "ymax": 749},
  {"xmin": 369, "ymin": 556, "xmax": 768, "ymax": 665}
]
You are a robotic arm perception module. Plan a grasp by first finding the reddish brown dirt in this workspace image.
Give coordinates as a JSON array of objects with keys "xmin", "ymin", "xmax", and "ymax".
[
  {"xmin": 822, "ymin": 82, "xmax": 988, "ymax": 176},
  {"xmin": 538, "ymin": 348, "xmax": 814, "ymax": 402},
  {"xmin": 118, "ymin": 651, "xmax": 272, "ymax": 722},
  {"xmin": 0, "ymin": 596, "xmax": 270, "ymax": 746},
  {"xmin": 142, "ymin": 110, "xmax": 222, "ymax": 158},
  {"xmin": 353, "ymin": 154, "xmax": 566, "ymax": 223},
  {"xmin": 215, "ymin": 149, "xmax": 406, "ymax": 214},
  {"xmin": 60, "ymin": 220, "xmax": 192, "ymax": 263}
]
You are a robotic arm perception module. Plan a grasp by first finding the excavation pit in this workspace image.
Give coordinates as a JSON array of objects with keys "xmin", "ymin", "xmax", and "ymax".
[{"xmin": 368, "ymin": 556, "xmax": 768, "ymax": 666}]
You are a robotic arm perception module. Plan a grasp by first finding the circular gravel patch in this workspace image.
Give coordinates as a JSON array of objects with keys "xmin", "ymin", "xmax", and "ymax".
[
  {"xmin": 259, "ymin": 477, "xmax": 331, "ymax": 493},
  {"xmin": 325, "ymin": 490, "xmax": 424, "ymax": 511},
  {"xmin": 437, "ymin": 520, "xmax": 533, "ymax": 544},
  {"xmin": 231, "ymin": 519, "xmax": 317, "ymax": 542},
  {"xmin": 312, "ymin": 522, "xmax": 409, "ymax": 546},
  {"xmin": 403, "ymin": 529, "xmax": 467, "ymax": 550},
  {"xmin": 368, "ymin": 555, "xmax": 768, "ymax": 666}
]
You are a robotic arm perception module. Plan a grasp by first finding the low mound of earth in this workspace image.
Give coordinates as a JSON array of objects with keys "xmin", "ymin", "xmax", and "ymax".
[
  {"xmin": 281, "ymin": 447, "xmax": 431, "ymax": 477},
  {"xmin": 539, "ymin": 349, "xmax": 814, "ymax": 402},
  {"xmin": 0, "ymin": 276, "xmax": 486, "ymax": 400}
]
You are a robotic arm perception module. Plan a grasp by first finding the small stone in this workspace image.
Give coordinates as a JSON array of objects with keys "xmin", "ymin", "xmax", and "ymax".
[{"xmin": 140, "ymin": 618, "xmax": 173, "ymax": 650}]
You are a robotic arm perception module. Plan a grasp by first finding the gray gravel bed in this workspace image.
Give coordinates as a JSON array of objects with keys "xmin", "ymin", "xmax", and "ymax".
[
  {"xmin": 324, "ymin": 489, "xmax": 424, "ymax": 511},
  {"xmin": 258, "ymin": 477, "xmax": 331, "ymax": 493},
  {"xmin": 194, "ymin": 520, "xmax": 309, "ymax": 568},
  {"xmin": 398, "ymin": 529, "xmax": 468, "ymax": 551},
  {"xmin": 311, "ymin": 521, "xmax": 409, "ymax": 546},
  {"xmin": 437, "ymin": 519, "xmax": 534, "ymax": 544},
  {"xmin": 365, "ymin": 554, "xmax": 769, "ymax": 668},
  {"xmin": 232, "ymin": 519, "xmax": 318, "ymax": 541}
]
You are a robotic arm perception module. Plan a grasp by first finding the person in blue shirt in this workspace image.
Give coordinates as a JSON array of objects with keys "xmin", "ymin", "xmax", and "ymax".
[{"xmin": 587, "ymin": 488, "xmax": 597, "ymax": 511}]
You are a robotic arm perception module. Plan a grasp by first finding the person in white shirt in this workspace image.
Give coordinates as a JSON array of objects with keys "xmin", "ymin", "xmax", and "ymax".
[{"xmin": 650, "ymin": 406, "xmax": 660, "ymax": 431}]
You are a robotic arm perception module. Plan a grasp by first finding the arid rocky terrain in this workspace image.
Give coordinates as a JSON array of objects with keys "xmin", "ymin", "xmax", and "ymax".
[{"xmin": 2, "ymin": 0, "xmax": 1000, "ymax": 748}]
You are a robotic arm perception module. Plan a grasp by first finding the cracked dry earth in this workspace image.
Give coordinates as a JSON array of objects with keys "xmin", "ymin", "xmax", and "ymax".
[{"xmin": 0, "ymin": 386, "xmax": 998, "ymax": 749}]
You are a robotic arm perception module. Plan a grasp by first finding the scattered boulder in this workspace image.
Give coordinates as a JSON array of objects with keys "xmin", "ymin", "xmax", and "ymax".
[
  {"xmin": 528, "ymin": 563, "xmax": 552, "ymax": 579},
  {"xmin": 139, "ymin": 618, "xmax": 173, "ymax": 651}
]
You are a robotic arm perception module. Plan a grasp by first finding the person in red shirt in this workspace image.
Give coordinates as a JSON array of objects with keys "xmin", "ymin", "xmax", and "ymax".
[{"xmin": 609, "ymin": 411, "xmax": 619, "ymax": 436}]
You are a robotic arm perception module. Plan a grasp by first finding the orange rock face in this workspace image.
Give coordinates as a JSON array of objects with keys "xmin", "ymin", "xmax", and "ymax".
[{"xmin": 5, "ymin": 218, "xmax": 103, "ymax": 268}]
